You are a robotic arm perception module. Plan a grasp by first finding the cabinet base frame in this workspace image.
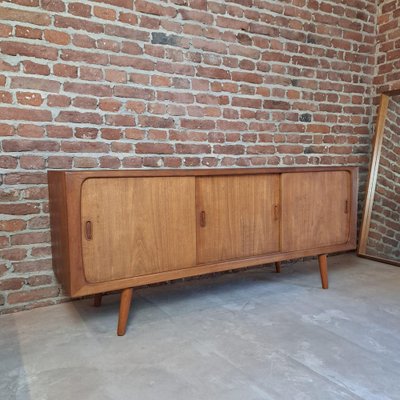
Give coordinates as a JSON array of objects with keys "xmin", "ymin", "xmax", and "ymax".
[{"xmin": 109, "ymin": 256, "xmax": 329, "ymax": 336}]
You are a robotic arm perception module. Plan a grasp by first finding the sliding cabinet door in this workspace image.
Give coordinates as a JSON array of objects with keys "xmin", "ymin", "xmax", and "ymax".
[
  {"xmin": 81, "ymin": 177, "xmax": 196, "ymax": 283},
  {"xmin": 196, "ymin": 175, "xmax": 280, "ymax": 264},
  {"xmin": 281, "ymin": 171, "xmax": 351, "ymax": 252}
]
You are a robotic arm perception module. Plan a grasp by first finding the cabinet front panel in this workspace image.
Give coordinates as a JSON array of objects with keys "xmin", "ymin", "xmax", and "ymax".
[
  {"xmin": 196, "ymin": 175, "xmax": 280, "ymax": 264},
  {"xmin": 281, "ymin": 171, "xmax": 351, "ymax": 252},
  {"xmin": 81, "ymin": 177, "xmax": 196, "ymax": 283}
]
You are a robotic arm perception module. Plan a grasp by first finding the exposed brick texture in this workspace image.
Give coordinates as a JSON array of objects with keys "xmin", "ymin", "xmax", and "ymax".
[
  {"xmin": 375, "ymin": 0, "xmax": 400, "ymax": 93},
  {"xmin": 0, "ymin": 0, "xmax": 385, "ymax": 313},
  {"xmin": 367, "ymin": 95, "xmax": 400, "ymax": 260}
]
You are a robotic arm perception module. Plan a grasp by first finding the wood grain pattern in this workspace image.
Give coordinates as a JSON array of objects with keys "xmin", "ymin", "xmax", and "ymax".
[
  {"xmin": 48, "ymin": 167, "xmax": 358, "ymax": 298},
  {"xmin": 196, "ymin": 175, "xmax": 280, "ymax": 264},
  {"xmin": 281, "ymin": 171, "xmax": 351, "ymax": 252},
  {"xmin": 81, "ymin": 177, "xmax": 196, "ymax": 283}
]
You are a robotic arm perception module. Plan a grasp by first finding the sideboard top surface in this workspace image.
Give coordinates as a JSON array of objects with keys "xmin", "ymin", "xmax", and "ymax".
[{"xmin": 48, "ymin": 166, "xmax": 358, "ymax": 179}]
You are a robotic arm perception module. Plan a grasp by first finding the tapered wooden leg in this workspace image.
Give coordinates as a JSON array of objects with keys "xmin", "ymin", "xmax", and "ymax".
[
  {"xmin": 117, "ymin": 288, "xmax": 133, "ymax": 336},
  {"xmin": 318, "ymin": 254, "xmax": 328, "ymax": 289},
  {"xmin": 93, "ymin": 293, "xmax": 102, "ymax": 307},
  {"xmin": 275, "ymin": 261, "xmax": 281, "ymax": 273}
]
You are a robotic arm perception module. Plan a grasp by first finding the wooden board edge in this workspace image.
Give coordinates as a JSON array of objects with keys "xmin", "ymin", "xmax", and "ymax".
[
  {"xmin": 58, "ymin": 166, "xmax": 358, "ymax": 180},
  {"xmin": 358, "ymin": 253, "xmax": 400, "ymax": 267}
]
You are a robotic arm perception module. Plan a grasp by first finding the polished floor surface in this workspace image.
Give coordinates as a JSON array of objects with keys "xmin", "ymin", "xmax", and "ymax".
[{"xmin": 1, "ymin": 253, "xmax": 400, "ymax": 400}]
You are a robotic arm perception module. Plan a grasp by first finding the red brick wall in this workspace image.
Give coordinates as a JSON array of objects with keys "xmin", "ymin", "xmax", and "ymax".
[
  {"xmin": 0, "ymin": 0, "xmax": 377, "ymax": 313},
  {"xmin": 375, "ymin": 0, "xmax": 400, "ymax": 93}
]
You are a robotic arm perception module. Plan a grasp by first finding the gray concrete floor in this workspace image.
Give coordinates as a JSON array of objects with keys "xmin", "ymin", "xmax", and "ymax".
[{"xmin": 1, "ymin": 253, "xmax": 400, "ymax": 400}]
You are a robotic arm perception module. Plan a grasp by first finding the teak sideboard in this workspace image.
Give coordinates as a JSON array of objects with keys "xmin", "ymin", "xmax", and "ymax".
[{"xmin": 48, "ymin": 167, "xmax": 358, "ymax": 336}]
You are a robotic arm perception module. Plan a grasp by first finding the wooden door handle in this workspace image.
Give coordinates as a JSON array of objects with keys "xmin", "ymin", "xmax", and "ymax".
[
  {"xmin": 345, "ymin": 200, "xmax": 349, "ymax": 214},
  {"xmin": 274, "ymin": 204, "xmax": 280, "ymax": 221},
  {"xmin": 200, "ymin": 211, "xmax": 206, "ymax": 227},
  {"xmin": 85, "ymin": 220, "xmax": 93, "ymax": 240}
]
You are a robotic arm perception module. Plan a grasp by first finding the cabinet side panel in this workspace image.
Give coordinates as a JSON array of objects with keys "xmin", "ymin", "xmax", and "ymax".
[{"xmin": 48, "ymin": 172, "xmax": 71, "ymax": 295}]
